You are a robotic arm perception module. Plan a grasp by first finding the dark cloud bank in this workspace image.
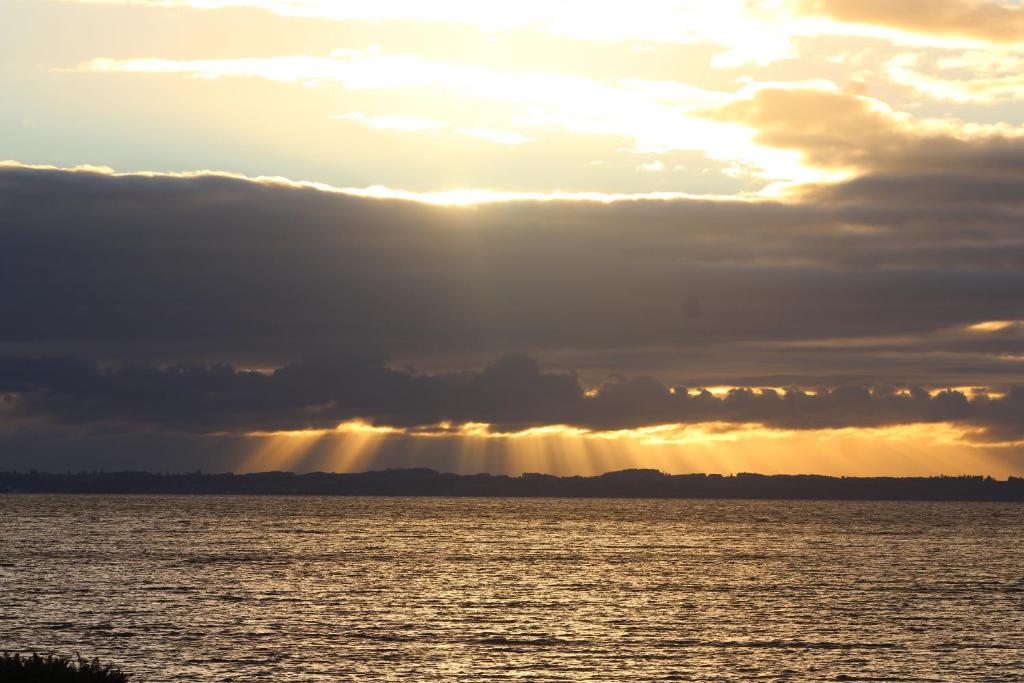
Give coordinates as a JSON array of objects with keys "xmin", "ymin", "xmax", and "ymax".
[
  {"xmin": 1, "ymin": 161, "xmax": 1023, "ymax": 466},
  {"xmin": 2, "ymin": 354, "xmax": 1022, "ymax": 442},
  {"xmin": 2, "ymin": 164, "xmax": 1023, "ymax": 379}
]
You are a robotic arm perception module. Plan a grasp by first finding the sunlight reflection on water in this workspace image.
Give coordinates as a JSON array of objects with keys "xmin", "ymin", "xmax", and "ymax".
[{"xmin": 2, "ymin": 495, "xmax": 1023, "ymax": 681}]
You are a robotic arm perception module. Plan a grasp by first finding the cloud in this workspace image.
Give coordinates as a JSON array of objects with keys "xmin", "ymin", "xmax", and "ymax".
[
  {"xmin": 636, "ymin": 160, "xmax": 666, "ymax": 172},
  {"xmin": 9, "ymin": 2, "xmax": 1024, "ymax": 472},
  {"xmin": 73, "ymin": 52, "xmax": 820, "ymax": 186},
  {"xmin": 82, "ymin": 51, "xmax": 1024, "ymax": 189},
  {"xmin": 2, "ymin": 354, "xmax": 1023, "ymax": 443},
  {"xmin": 54, "ymin": 0, "xmax": 802, "ymax": 64},
  {"xmin": 703, "ymin": 86, "xmax": 1024, "ymax": 230},
  {"xmin": 1, "ymin": 161, "xmax": 1023, "ymax": 392},
  {"xmin": 884, "ymin": 51, "xmax": 1024, "ymax": 104},
  {"xmin": 705, "ymin": 87, "xmax": 909, "ymax": 172},
  {"xmin": 797, "ymin": 0, "xmax": 1024, "ymax": 44},
  {"xmin": 704, "ymin": 86, "xmax": 1024, "ymax": 174}
]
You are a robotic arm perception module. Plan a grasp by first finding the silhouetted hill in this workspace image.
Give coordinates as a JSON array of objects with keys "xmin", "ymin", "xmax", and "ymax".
[{"xmin": 2, "ymin": 469, "xmax": 1023, "ymax": 501}]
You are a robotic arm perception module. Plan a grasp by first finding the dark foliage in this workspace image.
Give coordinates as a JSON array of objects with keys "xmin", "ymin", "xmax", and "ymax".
[{"xmin": 0, "ymin": 653, "xmax": 130, "ymax": 682}]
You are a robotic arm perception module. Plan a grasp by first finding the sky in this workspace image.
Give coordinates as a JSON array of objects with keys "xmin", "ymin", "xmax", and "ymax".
[{"xmin": 2, "ymin": 0, "xmax": 1024, "ymax": 476}]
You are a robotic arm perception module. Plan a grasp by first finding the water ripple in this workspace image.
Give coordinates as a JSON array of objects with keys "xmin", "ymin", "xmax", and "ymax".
[{"xmin": 2, "ymin": 495, "xmax": 1023, "ymax": 681}]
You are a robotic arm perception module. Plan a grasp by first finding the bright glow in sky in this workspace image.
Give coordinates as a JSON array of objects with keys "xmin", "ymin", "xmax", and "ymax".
[
  {"xmin": 236, "ymin": 420, "xmax": 1022, "ymax": 478},
  {"xmin": 4, "ymin": 0, "xmax": 1022, "ymax": 196},
  {"xmin": 3, "ymin": 0, "xmax": 1024, "ymax": 475}
]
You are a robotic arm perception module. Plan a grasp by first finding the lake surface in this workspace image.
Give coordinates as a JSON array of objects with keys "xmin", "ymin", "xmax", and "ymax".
[{"xmin": 2, "ymin": 495, "xmax": 1023, "ymax": 681}]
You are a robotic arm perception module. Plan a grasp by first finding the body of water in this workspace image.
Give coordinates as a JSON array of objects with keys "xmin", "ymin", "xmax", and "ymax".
[{"xmin": 2, "ymin": 495, "xmax": 1023, "ymax": 681}]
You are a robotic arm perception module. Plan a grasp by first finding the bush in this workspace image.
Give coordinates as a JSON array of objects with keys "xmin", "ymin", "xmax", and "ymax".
[{"xmin": 0, "ymin": 652, "xmax": 130, "ymax": 682}]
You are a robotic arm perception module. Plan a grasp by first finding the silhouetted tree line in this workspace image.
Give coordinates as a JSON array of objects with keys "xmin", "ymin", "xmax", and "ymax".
[{"xmin": 2, "ymin": 469, "xmax": 1023, "ymax": 501}]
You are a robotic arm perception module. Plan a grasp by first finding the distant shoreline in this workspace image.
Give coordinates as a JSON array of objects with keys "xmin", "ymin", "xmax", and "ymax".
[{"xmin": 3, "ymin": 469, "xmax": 1023, "ymax": 502}]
